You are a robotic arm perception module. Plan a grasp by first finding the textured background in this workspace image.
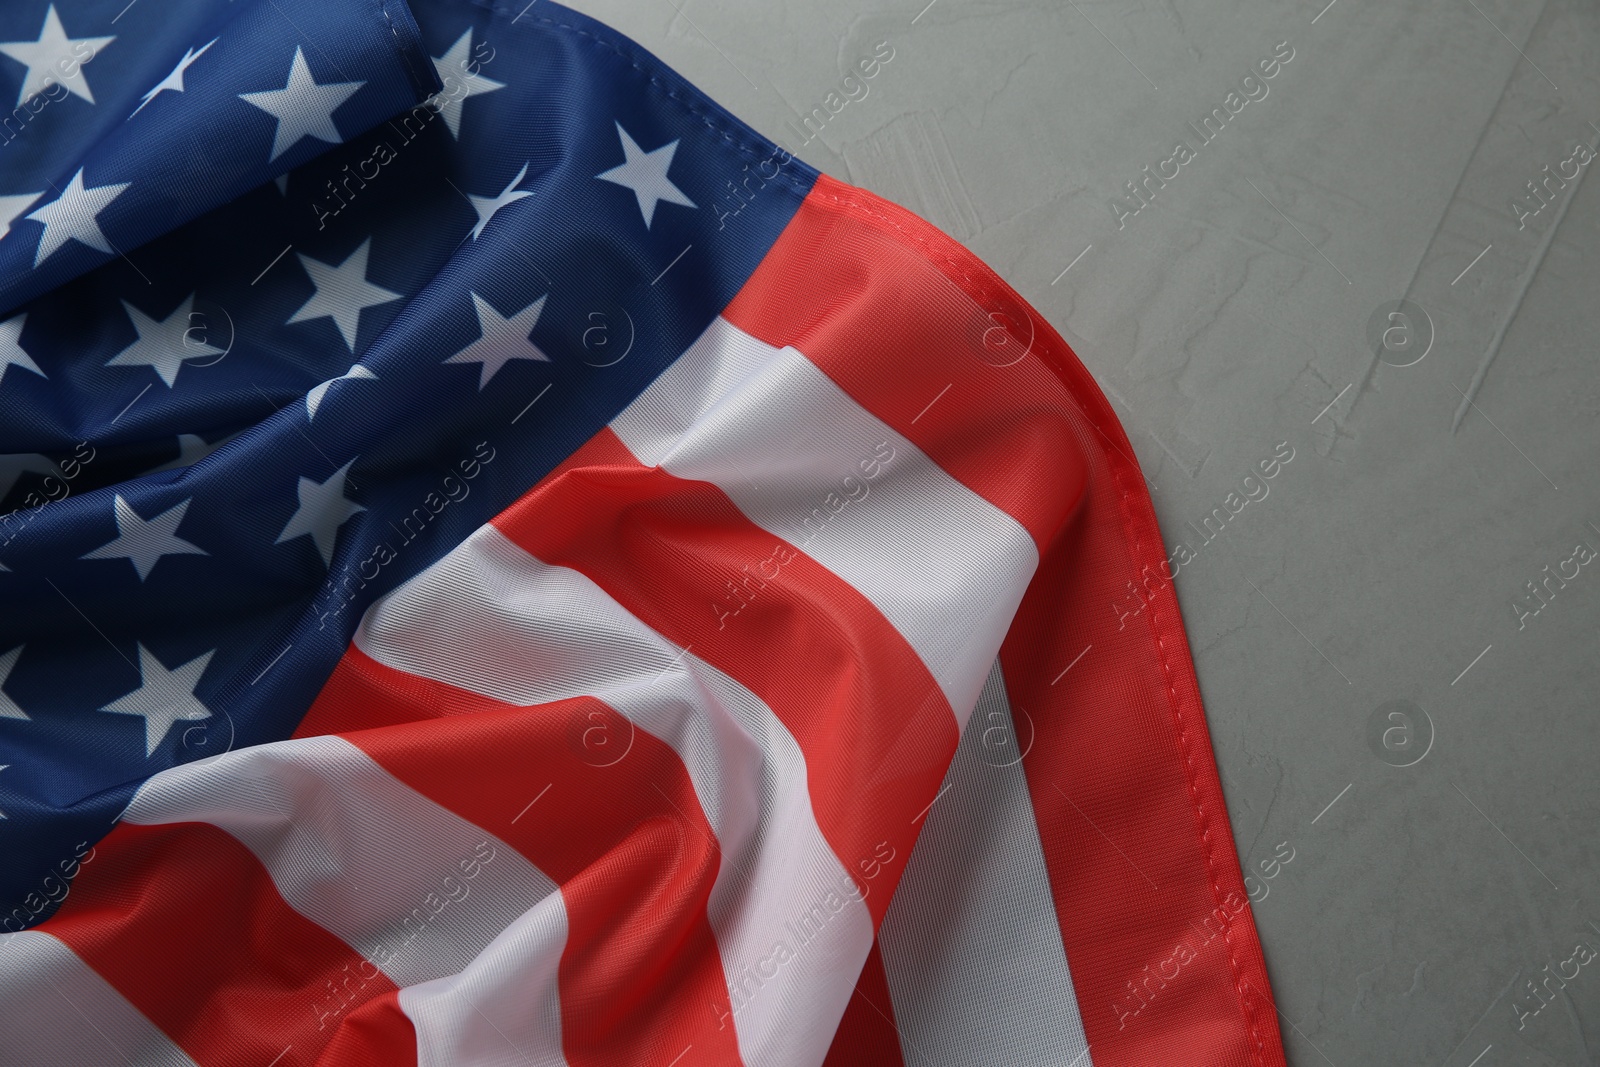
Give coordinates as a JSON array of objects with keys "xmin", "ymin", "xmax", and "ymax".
[{"xmin": 560, "ymin": 1, "xmax": 1600, "ymax": 1063}]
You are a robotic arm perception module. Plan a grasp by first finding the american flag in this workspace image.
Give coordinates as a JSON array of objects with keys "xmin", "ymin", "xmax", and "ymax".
[{"xmin": 0, "ymin": 1, "xmax": 1287, "ymax": 1064}]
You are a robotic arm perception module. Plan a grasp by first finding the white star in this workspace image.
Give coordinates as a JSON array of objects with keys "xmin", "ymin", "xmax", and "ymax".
[
  {"xmin": 0, "ymin": 5, "xmax": 114, "ymax": 107},
  {"xmin": 306, "ymin": 363, "xmax": 377, "ymax": 420},
  {"xmin": 99, "ymin": 645, "xmax": 214, "ymax": 758},
  {"xmin": 288, "ymin": 238, "xmax": 401, "ymax": 352},
  {"xmin": 276, "ymin": 459, "xmax": 364, "ymax": 566},
  {"xmin": 596, "ymin": 122, "xmax": 696, "ymax": 227},
  {"xmin": 0, "ymin": 645, "xmax": 27, "ymax": 721},
  {"xmin": 81, "ymin": 495, "xmax": 207, "ymax": 581},
  {"xmin": 105, "ymin": 295, "xmax": 223, "ymax": 387},
  {"xmin": 429, "ymin": 29, "xmax": 504, "ymax": 139},
  {"xmin": 25, "ymin": 168, "xmax": 130, "ymax": 268},
  {"xmin": 468, "ymin": 162, "xmax": 532, "ymax": 240},
  {"xmin": 129, "ymin": 37, "xmax": 217, "ymax": 118},
  {"xmin": 0, "ymin": 191, "xmax": 43, "ymax": 241},
  {"xmin": 0, "ymin": 314, "xmax": 44, "ymax": 385},
  {"xmin": 0, "ymin": 453, "xmax": 54, "ymax": 502},
  {"xmin": 444, "ymin": 292, "xmax": 551, "ymax": 389},
  {"xmin": 147, "ymin": 433, "xmax": 219, "ymax": 474},
  {"xmin": 239, "ymin": 47, "xmax": 364, "ymax": 162}
]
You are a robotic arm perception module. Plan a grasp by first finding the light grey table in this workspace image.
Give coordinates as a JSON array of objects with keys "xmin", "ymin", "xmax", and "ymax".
[{"xmin": 563, "ymin": 1, "xmax": 1600, "ymax": 1062}]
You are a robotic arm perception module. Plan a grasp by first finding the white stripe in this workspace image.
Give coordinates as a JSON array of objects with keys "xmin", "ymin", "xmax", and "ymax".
[
  {"xmin": 357, "ymin": 524, "xmax": 871, "ymax": 1067},
  {"xmin": 879, "ymin": 661, "xmax": 1092, "ymax": 1066},
  {"xmin": 0, "ymin": 931, "xmax": 199, "ymax": 1067},
  {"xmin": 609, "ymin": 317, "xmax": 1038, "ymax": 726},
  {"xmin": 122, "ymin": 736, "xmax": 564, "ymax": 995},
  {"xmin": 399, "ymin": 890, "xmax": 570, "ymax": 1067},
  {"xmin": 603, "ymin": 660, "xmax": 871, "ymax": 1067}
]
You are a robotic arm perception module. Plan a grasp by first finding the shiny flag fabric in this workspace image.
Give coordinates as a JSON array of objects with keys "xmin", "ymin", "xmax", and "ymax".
[{"xmin": 0, "ymin": 1, "xmax": 1289, "ymax": 1064}]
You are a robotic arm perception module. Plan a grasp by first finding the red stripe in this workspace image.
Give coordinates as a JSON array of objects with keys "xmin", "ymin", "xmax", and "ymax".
[
  {"xmin": 750, "ymin": 177, "xmax": 1286, "ymax": 1066},
  {"xmin": 294, "ymin": 642, "xmax": 446, "ymax": 739},
  {"xmin": 1001, "ymin": 504, "xmax": 1281, "ymax": 1067},
  {"xmin": 40, "ymin": 822, "xmax": 401, "ymax": 1067},
  {"xmin": 487, "ymin": 427, "xmax": 958, "ymax": 927},
  {"xmin": 301, "ymin": 645, "xmax": 746, "ymax": 1066},
  {"xmin": 819, "ymin": 939, "xmax": 906, "ymax": 1067},
  {"xmin": 721, "ymin": 176, "xmax": 1089, "ymax": 555},
  {"xmin": 313, "ymin": 991, "xmax": 418, "ymax": 1067}
]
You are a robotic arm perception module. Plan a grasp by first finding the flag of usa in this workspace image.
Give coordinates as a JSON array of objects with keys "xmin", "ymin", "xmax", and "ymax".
[{"xmin": 0, "ymin": 1, "xmax": 1287, "ymax": 1064}]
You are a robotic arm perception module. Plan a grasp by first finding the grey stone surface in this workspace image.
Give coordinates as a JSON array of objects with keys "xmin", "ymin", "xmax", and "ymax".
[{"xmin": 561, "ymin": 1, "xmax": 1600, "ymax": 1062}]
